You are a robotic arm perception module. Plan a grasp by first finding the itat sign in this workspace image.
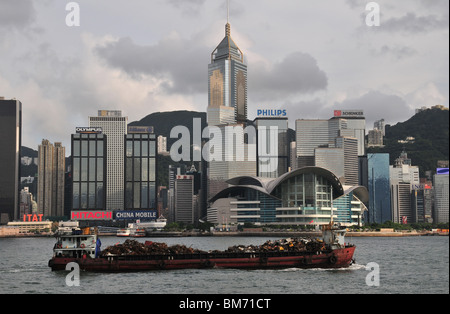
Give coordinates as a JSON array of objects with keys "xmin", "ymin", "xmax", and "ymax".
[
  {"xmin": 257, "ymin": 109, "xmax": 287, "ymax": 117},
  {"xmin": 23, "ymin": 214, "xmax": 44, "ymax": 222}
]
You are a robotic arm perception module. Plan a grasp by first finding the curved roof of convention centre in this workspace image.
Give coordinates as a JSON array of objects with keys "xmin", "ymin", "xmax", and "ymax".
[{"xmin": 210, "ymin": 166, "xmax": 368, "ymax": 204}]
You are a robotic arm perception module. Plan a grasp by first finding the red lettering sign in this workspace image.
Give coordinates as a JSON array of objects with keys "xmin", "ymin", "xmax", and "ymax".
[
  {"xmin": 22, "ymin": 214, "xmax": 43, "ymax": 222},
  {"xmin": 71, "ymin": 211, "xmax": 112, "ymax": 220}
]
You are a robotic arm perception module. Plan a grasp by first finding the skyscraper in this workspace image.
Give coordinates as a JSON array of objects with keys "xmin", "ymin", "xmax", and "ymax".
[
  {"xmin": 434, "ymin": 171, "xmax": 449, "ymax": 223},
  {"xmin": 175, "ymin": 175, "xmax": 195, "ymax": 224},
  {"xmin": 207, "ymin": 17, "xmax": 255, "ymax": 199},
  {"xmin": 330, "ymin": 110, "xmax": 366, "ymax": 156},
  {"xmin": 37, "ymin": 140, "xmax": 65, "ymax": 217},
  {"xmin": 255, "ymin": 117, "xmax": 289, "ymax": 178},
  {"xmin": 71, "ymin": 130, "xmax": 107, "ymax": 212},
  {"xmin": 208, "ymin": 22, "xmax": 247, "ymax": 125},
  {"xmin": 0, "ymin": 97, "xmax": 22, "ymax": 223},
  {"xmin": 89, "ymin": 110, "xmax": 127, "ymax": 210},
  {"xmin": 124, "ymin": 129, "xmax": 157, "ymax": 211},
  {"xmin": 389, "ymin": 151, "xmax": 420, "ymax": 224},
  {"xmin": 367, "ymin": 153, "xmax": 391, "ymax": 224},
  {"xmin": 295, "ymin": 119, "xmax": 329, "ymax": 168}
]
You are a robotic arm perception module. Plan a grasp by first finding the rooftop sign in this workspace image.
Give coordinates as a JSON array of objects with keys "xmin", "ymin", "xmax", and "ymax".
[
  {"xmin": 257, "ymin": 109, "xmax": 287, "ymax": 117},
  {"xmin": 75, "ymin": 127, "xmax": 102, "ymax": 134},
  {"xmin": 114, "ymin": 210, "xmax": 157, "ymax": 221},
  {"xmin": 127, "ymin": 126, "xmax": 154, "ymax": 134},
  {"xmin": 334, "ymin": 110, "xmax": 364, "ymax": 118},
  {"xmin": 71, "ymin": 211, "xmax": 112, "ymax": 220}
]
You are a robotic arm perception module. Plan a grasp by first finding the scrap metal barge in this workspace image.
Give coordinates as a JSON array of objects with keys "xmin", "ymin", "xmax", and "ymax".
[{"xmin": 48, "ymin": 224, "xmax": 355, "ymax": 272}]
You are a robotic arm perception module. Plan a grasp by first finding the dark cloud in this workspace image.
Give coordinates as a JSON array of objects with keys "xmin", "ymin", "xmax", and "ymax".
[
  {"xmin": 0, "ymin": 0, "xmax": 36, "ymax": 29},
  {"xmin": 167, "ymin": 0, "xmax": 206, "ymax": 16},
  {"xmin": 95, "ymin": 36, "xmax": 208, "ymax": 95},
  {"xmin": 370, "ymin": 45, "xmax": 417, "ymax": 60},
  {"xmin": 334, "ymin": 90, "xmax": 414, "ymax": 126},
  {"xmin": 381, "ymin": 12, "xmax": 449, "ymax": 34},
  {"xmin": 95, "ymin": 36, "xmax": 328, "ymax": 102},
  {"xmin": 249, "ymin": 52, "xmax": 328, "ymax": 101}
]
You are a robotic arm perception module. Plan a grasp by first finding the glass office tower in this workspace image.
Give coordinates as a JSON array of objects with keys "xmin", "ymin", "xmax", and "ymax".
[
  {"xmin": 0, "ymin": 98, "xmax": 22, "ymax": 222},
  {"xmin": 124, "ymin": 132, "xmax": 157, "ymax": 210},
  {"xmin": 71, "ymin": 132, "xmax": 107, "ymax": 211},
  {"xmin": 367, "ymin": 153, "xmax": 391, "ymax": 224},
  {"xmin": 208, "ymin": 23, "xmax": 247, "ymax": 125}
]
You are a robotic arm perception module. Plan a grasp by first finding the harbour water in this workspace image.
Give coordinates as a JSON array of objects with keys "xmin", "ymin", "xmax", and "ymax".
[{"xmin": 0, "ymin": 235, "xmax": 448, "ymax": 294}]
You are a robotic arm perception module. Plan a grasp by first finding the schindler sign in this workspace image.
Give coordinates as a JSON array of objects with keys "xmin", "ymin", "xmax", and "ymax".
[{"xmin": 334, "ymin": 110, "xmax": 364, "ymax": 118}]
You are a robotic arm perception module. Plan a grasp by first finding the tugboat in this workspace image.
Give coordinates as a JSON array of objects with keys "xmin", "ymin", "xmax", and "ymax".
[
  {"xmin": 50, "ymin": 222, "xmax": 102, "ymax": 262},
  {"xmin": 49, "ymin": 222, "xmax": 355, "ymax": 272}
]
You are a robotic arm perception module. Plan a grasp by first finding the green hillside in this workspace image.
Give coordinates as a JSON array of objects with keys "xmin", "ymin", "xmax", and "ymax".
[{"xmin": 368, "ymin": 107, "xmax": 449, "ymax": 175}]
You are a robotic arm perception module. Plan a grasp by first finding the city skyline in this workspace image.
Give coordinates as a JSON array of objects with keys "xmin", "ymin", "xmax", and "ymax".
[{"xmin": 0, "ymin": 0, "xmax": 449, "ymax": 152}]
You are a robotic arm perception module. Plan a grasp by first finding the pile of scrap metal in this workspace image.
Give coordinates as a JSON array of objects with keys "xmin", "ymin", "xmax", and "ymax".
[
  {"xmin": 101, "ymin": 238, "xmax": 326, "ymax": 257},
  {"xmin": 100, "ymin": 240, "xmax": 206, "ymax": 256},
  {"xmin": 223, "ymin": 238, "xmax": 326, "ymax": 253}
]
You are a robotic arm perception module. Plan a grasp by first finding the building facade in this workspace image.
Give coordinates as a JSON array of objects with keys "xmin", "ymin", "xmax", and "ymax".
[
  {"xmin": 71, "ymin": 132, "xmax": 107, "ymax": 211},
  {"xmin": 295, "ymin": 118, "xmax": 359, "ymax": 186},
  {"xmin": 0, "ymin": 98, "xmax": 22, "ymax": 223},
  {"xmin": 89, "ymin": 110, "xmax": 127, "ymax": 210},
  {"xmin": 37, "ymin": 140, "xmax": 65, "ymax": 217},
  {"xmin": 367, "ymin": 153, "xmax": 391, "ymax": 224},
  {"xmin": 255, "ymin": 117, "xmax": 289, "ymax": 178},
  {"xmin": 434, "ymin": 172, "xmax": 449, "ymax": 223},
  {"xmin": 208, "ymin": 23, "xmax": 247, "ymax": 125},
  {"xmin": 330, "ymin": 110, "xmax": 366, "ymax": 156},
  {"xmin": 124, "ymin": 131, "xmax": 157, "ymax": 211},
  {"xmin": 175, "ymin": 175, "xmax": 196, "ymax": 224},
  {"xmin": 208, "ymin": 167, "xmax": 368, "ymax": 227}
]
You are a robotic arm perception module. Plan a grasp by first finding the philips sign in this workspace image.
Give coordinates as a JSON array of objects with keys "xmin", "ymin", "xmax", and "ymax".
[{"xmin": 257, "ymin": 109, "xmax": 287, "ymax": 117}]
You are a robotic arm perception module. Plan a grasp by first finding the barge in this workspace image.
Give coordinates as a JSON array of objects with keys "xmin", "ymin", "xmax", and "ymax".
[{"xmin": 48, "ymin": 224, "xmax": 355, "ymax": 272}]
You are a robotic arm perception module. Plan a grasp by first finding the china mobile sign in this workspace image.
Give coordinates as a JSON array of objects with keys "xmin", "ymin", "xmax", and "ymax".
[
  {"xmin": 71, "ymin": 211, "xmax": 113, "ymax": 220},
  {"xmin": 114, "ymin": 210, "xmax": 157, "ymax": 221}
]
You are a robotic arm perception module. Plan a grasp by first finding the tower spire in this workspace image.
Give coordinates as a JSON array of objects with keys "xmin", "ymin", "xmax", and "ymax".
[
  {"xmin": 227, "ymin": 0, "xmax": 230, "ymax": 24},
  {"xmin": 226, "ymin": 0, "xmax": 230, "ymax": 36}
]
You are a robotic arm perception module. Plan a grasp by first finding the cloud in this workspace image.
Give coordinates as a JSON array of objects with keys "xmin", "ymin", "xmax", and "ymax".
[
  {"xmin": 95, "ymin": 34, "xmax": 328, "ymax": 104},
  {"xmin": 249, "ymin": 52, "xmax": 328, "ymax": 101},
  {"xmin": 381, "ymin": 12, "xmax": 449, "ymax": 34},
  {"xmin": 334, "ymin": 90, "xmax": 413, "ymax": 126},
  {"xmin": 0, "ymin": 0, "xmax": 36, "ymax": 30},
  {"xmin": 167, "ymin": 0, "xmax": 206, "ymax": 16},
  {"xmin": 94, "ymin": 34, "xmax": 209, "ymax": 95},
  {"xmin": 370, "ymin": 45, "xmax": 417, "ymax": 60},
  {"xmin": 405, "ymin": 82, "xmax": 447, "ymax": 108}
]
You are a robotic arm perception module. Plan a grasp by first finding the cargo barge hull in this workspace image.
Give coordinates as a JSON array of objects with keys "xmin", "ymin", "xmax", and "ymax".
[{"xmin": 49, "ymin": 246, "xmax": 355, "ymax": 272}]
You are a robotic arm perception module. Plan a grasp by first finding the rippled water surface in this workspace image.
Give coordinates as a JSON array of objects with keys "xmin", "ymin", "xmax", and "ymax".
[{"xmin": 0, "ymin": 236, "xmax": 448, "ymax": 294}]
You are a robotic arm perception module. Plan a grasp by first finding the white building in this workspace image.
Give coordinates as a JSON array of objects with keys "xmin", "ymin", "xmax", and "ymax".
[
  {"xmin": 89, "ymin": 110, "xmax": 127, "ymax": 210},
  {"xmin": 157, "ymin": 135, "xmax": 167, "ymax": 154}
]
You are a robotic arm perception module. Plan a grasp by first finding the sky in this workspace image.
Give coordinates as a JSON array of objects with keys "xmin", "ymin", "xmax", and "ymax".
[{"xmin": 0, "ymin": 0, "xmax": 448, "ymax": 152}]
